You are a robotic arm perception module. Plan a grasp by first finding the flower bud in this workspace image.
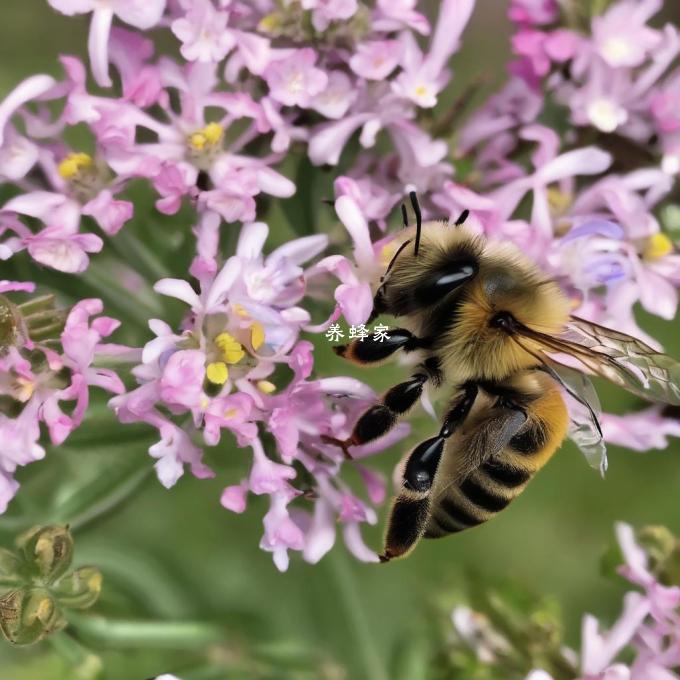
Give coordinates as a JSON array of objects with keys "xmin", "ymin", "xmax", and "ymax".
[
  {"xmin": 0, "ymin": 588, "xmax": 66, "ymax": 645},
  {"xmin": 52, "ymin": 567, "xmax": 103, "ymax": 610},
  {"xmin": 17, "ymin": 525, "xmax": 74, "ymax": 583}
]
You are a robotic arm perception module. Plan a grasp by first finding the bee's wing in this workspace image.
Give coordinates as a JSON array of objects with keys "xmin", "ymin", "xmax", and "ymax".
[
  {"xmin": 537, "ymin": 358, "xmax": 608, "ymax": 474},
  {"xmin": 517, "ymin": 316, "xmax": 680, "ymax": 406}
]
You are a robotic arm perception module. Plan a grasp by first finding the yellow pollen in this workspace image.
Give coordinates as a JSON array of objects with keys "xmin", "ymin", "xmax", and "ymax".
[
  {"xmin": 414, "ymin": 84, "xmax": 428, "ymax": 98},
  {"xmin": 224, "ymin": 408, "xmax": 239, "ymax": 419},
  {"xmin": 15, "ymin": 376, "xmax": 35, "ymax": 402},
  {"xmin": 258, "ymin": 13, "xmax": 280, "ymax": 33},
  {"xmin": 58, "ymin": 152, "xmax": 93, "ymax": 179},
  {"xmin": 547, "ymin": 187, "xmax": 572, "ymax": 215},
  {"xmin": 233, "ymin": 303, "xmax": 250, "ymax": 318},
  {"xmin": 250, "ymin": 322, "xmax": 265, "ymax": 350},
  {"xmin": 214, "ymin": 332, "xmax": 245, "ymax": 364},
  {"xmin": 206, "ymin": 361, "xmax": 229, "ymax": 385},
  {"xmin": 257, "ymin": 380, "xmax": 276, "ymax": 394},
  {"xmin": 644, "ymin": 233, "xmax": 673, "ymax": 260},
  {"xmin": 188, "ymin": 123, "xmax": 223, "ymax": 151}
]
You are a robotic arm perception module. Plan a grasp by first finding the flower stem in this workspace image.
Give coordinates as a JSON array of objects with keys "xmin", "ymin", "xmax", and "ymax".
[
  {"xmin": 48, "ymin": 630, "xmax": 103, "ymax": 680},
  {"xmin": 327, "ymin": 549, "xmax": 388, "ymax": 680},
  {"xmin": 67, "ymin": 612, "xmax": 225, "ymax": 648}
]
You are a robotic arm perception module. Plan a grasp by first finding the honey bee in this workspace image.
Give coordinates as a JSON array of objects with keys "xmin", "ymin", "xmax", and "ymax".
[{"xmin": 330, "ymin": 193, "xmax": 680, "ymax": 562}]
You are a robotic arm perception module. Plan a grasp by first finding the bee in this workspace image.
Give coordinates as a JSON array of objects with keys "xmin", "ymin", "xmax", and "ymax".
[{"xmin": 330, "ymin": 193, "xmax": 680, "ymax": 562}]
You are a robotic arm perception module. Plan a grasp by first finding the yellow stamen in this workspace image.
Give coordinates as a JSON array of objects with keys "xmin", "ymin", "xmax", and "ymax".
[
  {"xmin": 203, "ymin": 122, "xmax": 223, "ymax": 145},
  {"xmin": 547, "ymin": 187, "xmax": 572, "ymax": 216},
  {"xmin": 206, "ymin": 361, "xmax": 229, "ymax": 385},
  {"xmin": 233, "ymin": 304, "xmax": 250, "ymax": 318},
  {"xmin": 224, "ymin": 408, "xmax": 239, "ymax": 419},
  {"xmin": 188, "ymin": 123, "xmax": 224, "ymax": 151},
  {"xmin": 258, "ymin": 13, "xmax": 280, "ymax": 33},
  {"xmin": 250, "ymin": 322, "xmax": 265, "ymax": 350},
  {"xmin": 58, "ymin": 152, "xmax": 93, "ymax": 180},
  {"xmin": 644, "ymin": 233, "xmax": 673, "ymax": 261},
  {"xmin": 257, "ymin": 380, "xmax": 276, "ymax": 394},
  {"xmin": 15, "ymin": 376, "xmax": 35, "ymax": 402},
  {"xmin": 414, "ymin": 84, "xmax": 428, "ymax": 98},
  {"xmin": 214, "ymin": 332, "xmax": 245, "ymax": 364}
]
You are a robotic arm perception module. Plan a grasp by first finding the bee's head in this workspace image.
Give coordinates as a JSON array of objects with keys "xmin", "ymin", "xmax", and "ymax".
[{"xmin": 372, "ymin": 223, "xmax": 482, "ymax": 319}]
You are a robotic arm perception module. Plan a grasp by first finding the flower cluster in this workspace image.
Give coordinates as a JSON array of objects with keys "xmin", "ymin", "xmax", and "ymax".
[
  {"xmin": 0, "ymin": 285, "xmax": 131, "ymax": 513},
  {"xmin": 110, "ymin": 217, "xmax": 405, "ymax": 569},
  {"xmin": 0, "ymin": 0, "xmax": 677, "ymax": 571},
  {"xmin": 539, "ymin": 523, "xmax": 680, "ymax": 679},
  {"xmin": 448, "ymin": 523, "xmax": 680, "ymax": 680}
]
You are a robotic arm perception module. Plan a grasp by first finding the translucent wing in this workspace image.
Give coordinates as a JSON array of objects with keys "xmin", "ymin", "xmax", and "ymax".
[
  {"xmin": 539, "ymin": 359, "xmax": 608, "ymax": 475},
  {"xmin": 508, "ymin": 334, "xmax": 607, "ymax": 473},
  {"xmin": 516, "ymin": 316, "xmax": 680, "ymax": 406}
]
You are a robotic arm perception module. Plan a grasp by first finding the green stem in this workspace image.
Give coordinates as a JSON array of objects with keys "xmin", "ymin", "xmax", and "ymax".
[
  {"xmin": 67, "ymin": 613, "xmax": 225, "ymax": 649},
  {"xmin": 106, "ymin": 229, "xmax": 172, "ymax": 284},
  {"xmin": 327, "ymin": 549, "xmax": 388, "ymax": 680},
  {"xmin": 51, "ymin": 451, "xmax": 153, "ymax": 531},
  {"xmin": 17, "ymin": 294, "xmax": 56, "ymax": 315},
  {"xmin": 48, "ymin": 630, "xmax": 103, "ymax": 680}
]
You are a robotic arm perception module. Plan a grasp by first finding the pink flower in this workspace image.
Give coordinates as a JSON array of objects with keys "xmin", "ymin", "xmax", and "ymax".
[
  {"xmin": 591, "ymin": 0, "xmax": 663, "ymax": 69},
  {"xmin": 260, "ymin": 490, "xmax": 305, "ymax": 572},
  {"xmin": 392, "ymin": 0, "xmax": 476, "ymax": 108},
  {"xmin": 301, "ymin": 0, "xmax": 358, "ymax": 32},
  {"xmin": 171, "ymin": 0, "xmax": 235, "ymax": 63},
  {"xmin": 264, "ymin": 49, "xmax": 329, "ymax": 108},
  {"xmin": 350, "ymin": 41, "xmax": 403, "ymax": 81},
  {"xmin": 47, "ymin": 0, "xmax": 166, "ymax": 87},
  {"xmin": 508, "ymin": 0, "xmax": 558, "ymax": 26}
]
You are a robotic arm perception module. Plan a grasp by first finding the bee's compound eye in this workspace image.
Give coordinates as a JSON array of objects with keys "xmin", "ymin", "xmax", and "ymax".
[
  {"xmin": 404, "ymin": 436, "xmax": 445, "ymax": 492},
  {"xmin": 490, "ymin": 311, "xmax": 517, "ymax": 332},
  {"xmin": 414, "ymin": 259, "xmax": 477, "ymax": 305}
]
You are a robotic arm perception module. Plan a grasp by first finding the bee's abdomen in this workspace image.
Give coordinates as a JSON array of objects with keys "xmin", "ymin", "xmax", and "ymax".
[
  {"xmin": 426, "ymin": 461, "xmax": 532, "ymax": 537},
  {"xmin": 425, "ymin": 415, "xmax": 563, "ymax": 538}
]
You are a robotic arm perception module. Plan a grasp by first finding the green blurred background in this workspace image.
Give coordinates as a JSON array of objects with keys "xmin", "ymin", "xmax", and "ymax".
[{"xmin": 1, "ymin": 2, "xmax": 679, "ymax": 679}]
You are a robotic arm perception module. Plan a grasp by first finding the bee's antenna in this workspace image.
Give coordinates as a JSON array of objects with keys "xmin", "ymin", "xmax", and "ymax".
[
  {"xmin": 455, "ymin": 209, "xmax": 469, "ymax": 226},
  {"xmin": 409, "ymin": 191, "xmax": 422, "ymax": 256},
  {"xmin": 400, "ymin": 203, "xmax": 408, "ymax": 228}
]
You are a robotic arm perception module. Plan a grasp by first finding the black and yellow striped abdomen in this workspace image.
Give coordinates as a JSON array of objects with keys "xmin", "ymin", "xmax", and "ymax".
[{"xmin": 425, "ymin": 378, "xmax": 568, "ymax": 538}]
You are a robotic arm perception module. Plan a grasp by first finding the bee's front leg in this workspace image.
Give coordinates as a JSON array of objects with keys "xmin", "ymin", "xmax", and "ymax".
[{"xmin": 333, "ymin": 328, "xmax": 424, "ymax": 365}]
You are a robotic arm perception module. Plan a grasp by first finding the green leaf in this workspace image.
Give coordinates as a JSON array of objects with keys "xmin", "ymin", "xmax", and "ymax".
[
  {"xmin": 280, "ymin": 155, "xmax": 322, "ymax": 236},
  {"xmin": 49, "ymin": 449, "xmax": 153, "ymax": 532}
]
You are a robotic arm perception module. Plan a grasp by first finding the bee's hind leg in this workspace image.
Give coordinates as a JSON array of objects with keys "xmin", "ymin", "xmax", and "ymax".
[{"xmin": 380, "ymin": 383, "xmax": 479, "ymax": 562}]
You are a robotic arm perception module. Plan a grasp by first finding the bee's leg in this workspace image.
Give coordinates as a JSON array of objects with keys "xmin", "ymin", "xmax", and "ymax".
[
  {"xmin": 380, "ymin": 384, "xmax": 479, "ymax": 562},
  {"xmin": 339, "ymin": 355, "xmax": 445, "ymax": 453},
  {"xmin": 323, "ymin": 370, "xmax": 431, "ymax": 458},
  {"xmin": 333, "ymin": 328, "xmax": 425, "ymax": 366}
]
